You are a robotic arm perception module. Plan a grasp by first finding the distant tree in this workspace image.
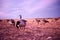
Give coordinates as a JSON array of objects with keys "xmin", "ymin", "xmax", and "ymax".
[
  {"xmin": 35, "ymin": 18, "xmax": 40, "ymax": 24},
  {"xmin": 0, "ymin": 19, "xmax": 2, "ymax": 22},
  {"xmin": 42, "ymin": 19, "xmax": 49, "ymax": 23}
]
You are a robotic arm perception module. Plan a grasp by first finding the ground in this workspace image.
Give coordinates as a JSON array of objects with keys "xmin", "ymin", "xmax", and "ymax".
[{"xmin": 0, "ymin": 18, "xmax": 60, "ymax": 40}]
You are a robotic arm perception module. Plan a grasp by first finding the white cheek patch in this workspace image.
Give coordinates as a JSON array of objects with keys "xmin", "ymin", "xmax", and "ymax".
[{"xmin": 8, "ymin": 21, "xmax": 12, "ymax": 24}]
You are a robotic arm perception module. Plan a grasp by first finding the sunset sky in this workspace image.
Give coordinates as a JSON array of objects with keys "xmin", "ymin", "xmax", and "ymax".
[{"xmin": 0, "ymin": 0, "xmax": 60, "ymax": 19}]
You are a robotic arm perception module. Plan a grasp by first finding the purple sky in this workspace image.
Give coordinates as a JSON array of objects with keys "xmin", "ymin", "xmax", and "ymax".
[{"xmin": 0, "ymin": 0, "xmax": 60, "ymax": 19}]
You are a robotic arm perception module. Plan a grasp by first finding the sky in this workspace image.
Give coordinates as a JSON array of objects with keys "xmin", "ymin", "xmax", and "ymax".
[{"xmin": 0, "ymin": 0, "xmax": 60, "ymax": 19}]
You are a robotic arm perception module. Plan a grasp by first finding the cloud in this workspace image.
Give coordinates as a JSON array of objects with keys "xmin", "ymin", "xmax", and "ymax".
[{"xmin": 0, "ymin": 0, "xmax": 60, "ymax": 19}]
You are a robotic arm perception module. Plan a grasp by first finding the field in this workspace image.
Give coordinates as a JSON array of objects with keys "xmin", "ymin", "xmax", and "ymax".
[{"xmin": 0, "ymin": 17, "xmax": 60, "ymax": 40}]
